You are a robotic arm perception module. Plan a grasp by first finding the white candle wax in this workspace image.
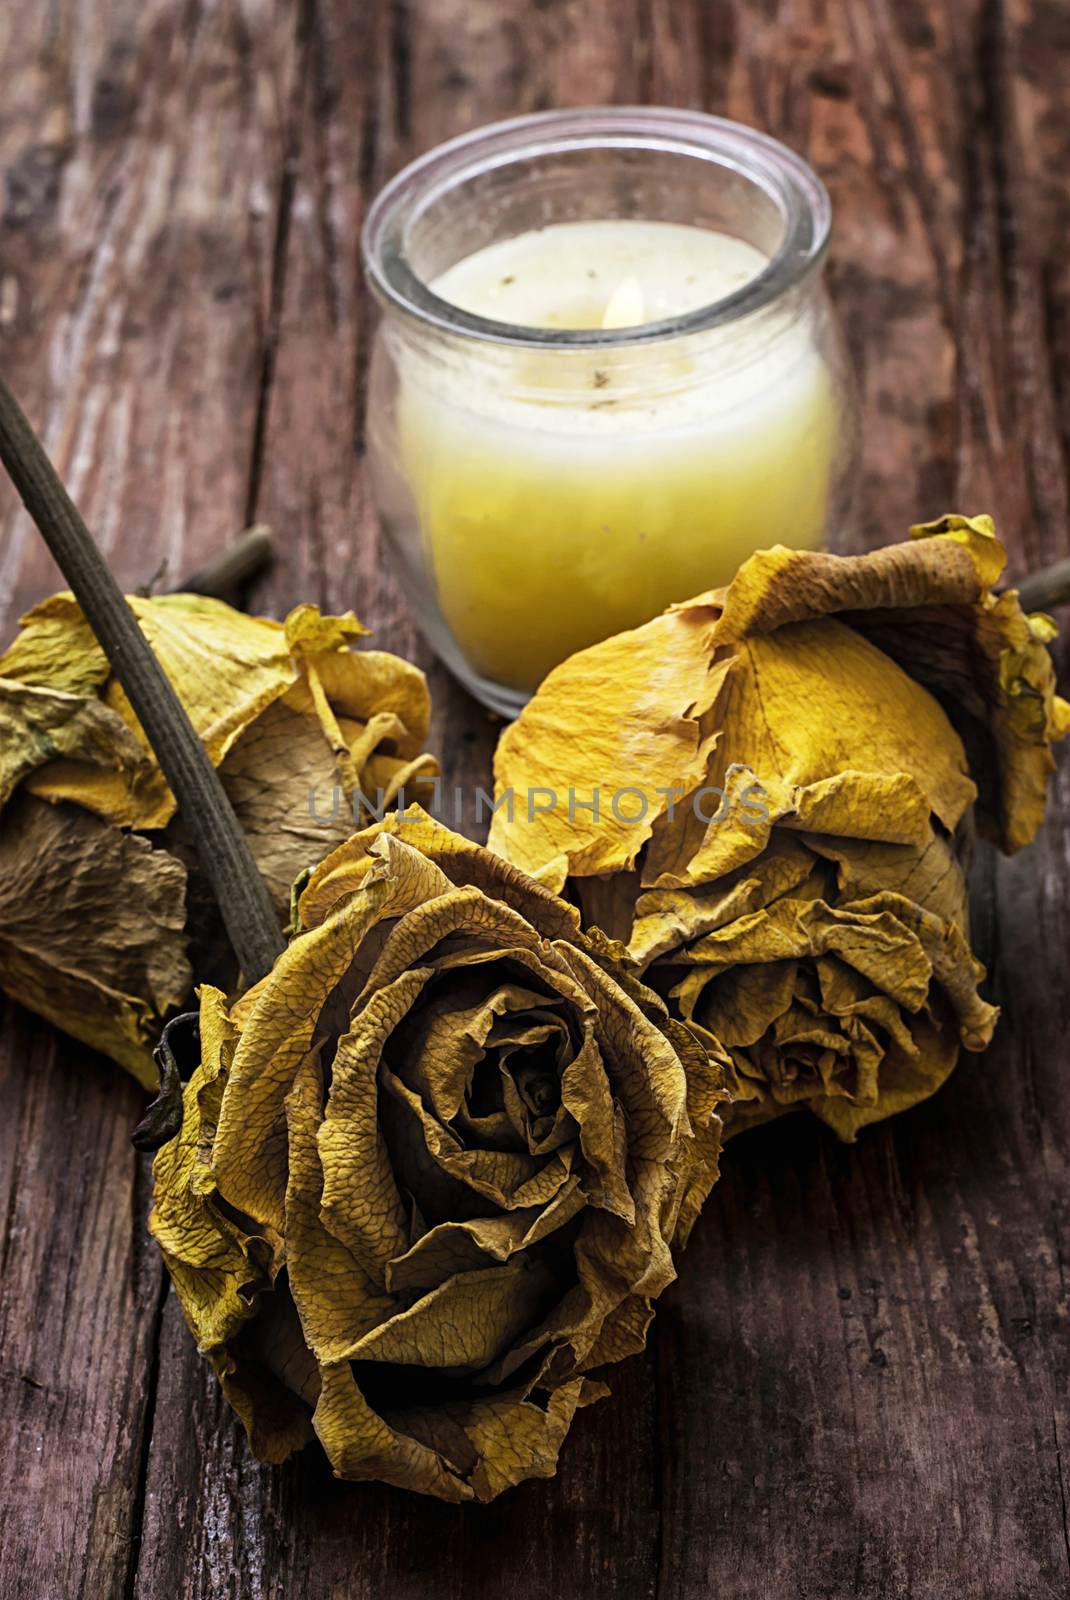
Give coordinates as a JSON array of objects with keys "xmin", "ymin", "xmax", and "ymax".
[
  {"xmin": 433, "ymin": 218, "xmax": 764, "ymax": 330},
  {"xmin": 394, "ymin": 219, "xmax": 837, "ymax": 693}
]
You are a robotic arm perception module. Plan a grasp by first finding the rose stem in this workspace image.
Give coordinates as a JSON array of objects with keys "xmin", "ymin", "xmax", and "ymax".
[
  {"xmin": 1016, "ymin": 558, "xmax": 1070, "ymax": 615},
  {"xmin": 170, "ymin": 524, "xmax": 275, "ymax": 600},
  {"xmin": 0, "ymin": 376, "xmax": 285, "ymax": 984}
]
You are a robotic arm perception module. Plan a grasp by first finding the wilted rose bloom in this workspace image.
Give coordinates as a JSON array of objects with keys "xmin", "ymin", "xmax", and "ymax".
[
  {"xmin": 489, "ymin": 517, "xmax": 1069, "ymax": 1140},
  {"xmin": 149, "ymin": 812, "xmax": 725, "ymax": 1501},
  {"xmin": 0, "ymin": 593, "xmax": 435, "ymax": 1083}
]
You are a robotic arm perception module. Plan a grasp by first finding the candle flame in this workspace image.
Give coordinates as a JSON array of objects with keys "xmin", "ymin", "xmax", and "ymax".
[{"xmin": 600, "ymin": 275, "xmax": 646, "ymax": 330}]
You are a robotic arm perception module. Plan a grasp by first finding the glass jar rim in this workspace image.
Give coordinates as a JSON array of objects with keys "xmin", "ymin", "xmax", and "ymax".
[{"xmin": 362, "ymin": 106, "xmax": 831, "ymax": 350}]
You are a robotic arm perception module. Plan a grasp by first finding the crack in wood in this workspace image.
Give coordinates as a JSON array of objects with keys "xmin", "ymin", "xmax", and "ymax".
[
  {"xmin": 244, "ymin": 0, "xmax": 314, "ymax": 531},
  {"xmin": 390, "ymin": 0, "xmax": 412, "ymax": 144},
  {"xmin": 121, "ymin": 1267, "xmax": 170, "ymax": 1600},
  {"xmin": 1054, "ymin": 1409, "xmax": 1070, "ymax": 1585}
]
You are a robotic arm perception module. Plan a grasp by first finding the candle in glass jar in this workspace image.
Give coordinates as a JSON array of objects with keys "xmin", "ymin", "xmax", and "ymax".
[{"xmin": 396, "ymin": 219, "xmax": 837, "ymax": 695}]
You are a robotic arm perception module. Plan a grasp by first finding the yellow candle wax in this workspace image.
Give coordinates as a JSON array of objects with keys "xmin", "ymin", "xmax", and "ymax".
[{"xmin": 398, "ymin": 220, "xmax": 837, "ymax": 694}]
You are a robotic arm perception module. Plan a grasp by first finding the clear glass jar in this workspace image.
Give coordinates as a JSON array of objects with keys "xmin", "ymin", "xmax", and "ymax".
[{"xmin": 363, "ymin": 107, "xmax": 857, "ymax": 718}]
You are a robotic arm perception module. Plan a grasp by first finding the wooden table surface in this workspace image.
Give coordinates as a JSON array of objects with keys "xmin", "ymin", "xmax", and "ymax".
[{"xmin": 1, "ymin": 2, "xmax": 1069, "ymax": 1596}]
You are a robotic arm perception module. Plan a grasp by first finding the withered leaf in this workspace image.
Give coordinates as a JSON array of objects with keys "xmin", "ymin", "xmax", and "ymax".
[{"xmin": 0, "ymin": 793, "xmax": 191, "ymax": 1086}]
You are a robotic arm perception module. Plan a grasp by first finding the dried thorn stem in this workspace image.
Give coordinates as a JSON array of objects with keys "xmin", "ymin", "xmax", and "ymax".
[
  {"xmin": 173, "ymin": 524, "xmax": 275, "ymax": 601},
  {"xmin": 1016, "ymin": 558, "xmax": 1070, "ymax": 615}
]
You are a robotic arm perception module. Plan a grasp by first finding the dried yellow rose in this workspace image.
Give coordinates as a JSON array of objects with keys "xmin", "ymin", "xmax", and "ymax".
[
  {"xmin": 149, "ymin": 811, "xmax": 726, "ymax": 1501},
  {"xmin": 489, "ymin": 518, "xmax": 1069, "ymax": 1140},
  {"xmin": 0, "ymin": 593, "xmax": 436, "ymax": 1083}
]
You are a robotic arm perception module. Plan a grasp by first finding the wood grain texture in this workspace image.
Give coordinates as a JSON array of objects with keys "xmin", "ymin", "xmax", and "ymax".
[
  {"xmin": 0, "ymin": 1005, "xmax": 161, "ymax": 1599},
  {"xmin": 0, "ymin": 2, "xmax": 297, "ymax": 1594},
  {"xmin": 1, "ymin": 1, "xmax": 1069, "ymax": 1597},
  {"xmin": 0, "ymin": 0, "xmax": 296, "ymax": 608}
]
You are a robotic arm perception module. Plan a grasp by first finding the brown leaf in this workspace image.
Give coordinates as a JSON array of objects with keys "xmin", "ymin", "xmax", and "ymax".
[{"xmin": 0, "ymin": 794, "xmax": 191, "ymax": 1086}]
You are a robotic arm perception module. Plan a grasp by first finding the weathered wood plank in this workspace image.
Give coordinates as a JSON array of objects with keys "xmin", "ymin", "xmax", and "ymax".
[
  {"xmin": 127, "ymin": 1, "xmax": 1070, "ymax": 1597},
  {"xmin": 0, "ymin": 1006, "xmax": 160, "ymax": 1599},
  {"xmin": 0, "ymin": 3, "xmax": 299, "ymax": 1597},
  {"xmin": 656, "ymin": 0, "xmax": 1070, "ymax": 1594},
  {"xmin": 0, "ymin": 0, "xmax": 297, "ymax": 612},
  {"xmin": 1, "ymin": 0, "xmax": 1068, "ymax": 1596}
]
